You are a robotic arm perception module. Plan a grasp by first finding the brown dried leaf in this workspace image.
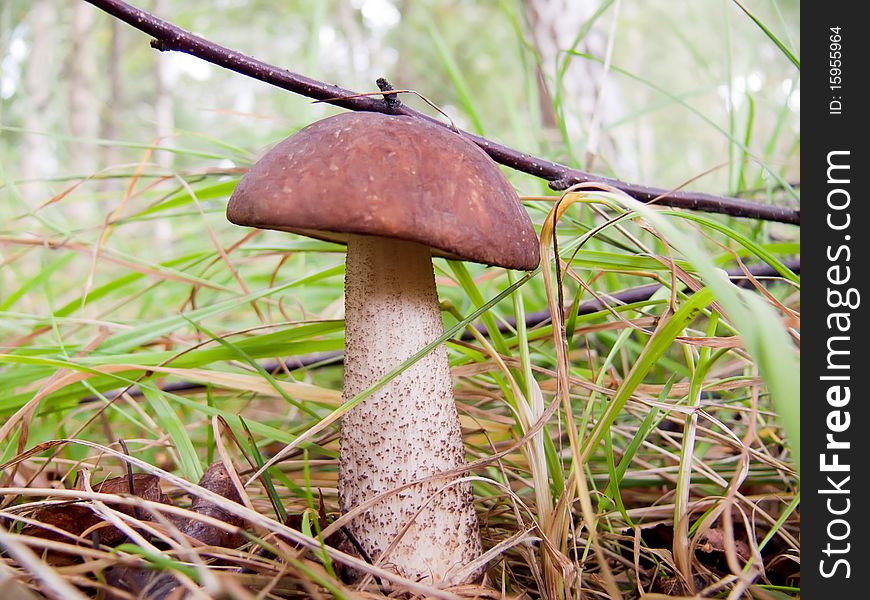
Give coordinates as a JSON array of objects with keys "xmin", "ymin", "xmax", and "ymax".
[
  {"xmin": 698, "ymin": 527, "xmax": 752, "ymax": 564},
  {"xmin": 104, "ymin": 463, "xmax": 249, "ymax": 600},
  {"xmin": 175, "ymin": 462, "xmax": 246, "ymax": 548},
  {"xmin": 21, "ymin": 473, "xmax": 170, "ymax": 548}
]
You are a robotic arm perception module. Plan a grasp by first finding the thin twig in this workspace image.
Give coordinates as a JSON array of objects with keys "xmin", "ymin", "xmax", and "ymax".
[{"xmin": 82, "ymin": 0, "xmax": 799, "ymax": 225}]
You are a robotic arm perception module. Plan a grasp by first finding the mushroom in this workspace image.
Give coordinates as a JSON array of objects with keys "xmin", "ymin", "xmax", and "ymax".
[{"xmin": 227, "ymin": 111, "xmax": 539, "ymax": 585}]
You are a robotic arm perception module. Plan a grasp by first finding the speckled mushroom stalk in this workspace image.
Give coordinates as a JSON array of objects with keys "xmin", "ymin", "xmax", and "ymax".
[
  {"xmin": 340, "ymin": 234, "xmax": 480, "ymax": 584},
  {"xmin": 226, "ymin": 110, "xmax": 540, "ymax": 587}
]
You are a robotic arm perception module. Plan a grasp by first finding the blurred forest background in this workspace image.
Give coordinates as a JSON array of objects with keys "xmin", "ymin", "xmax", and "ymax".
[{"xmin": 2, "ymin": 0, "xmax": 799, "ymax": 208}]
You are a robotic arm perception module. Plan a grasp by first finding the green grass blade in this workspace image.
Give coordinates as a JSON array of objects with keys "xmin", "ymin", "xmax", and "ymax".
[
  {"xmin": 141, "ymin": 386, "xmax": 203, "ymax": 482},
  {"xmin": 731, "ymin": 0, "xmax": 800, "ymax": 69}
]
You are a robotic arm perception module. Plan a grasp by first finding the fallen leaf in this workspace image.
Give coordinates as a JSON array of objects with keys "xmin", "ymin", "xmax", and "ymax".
[
  {"xmin": 105, "ymin": 462, "xmax": 249, "ymax": 600},
  {"xmin": 21, "ymin": 473, "xmax": 171, "ymax": 550},
  {"xmin": 173, "ymin": 461, "xmax": 246, "ymax": 548}
]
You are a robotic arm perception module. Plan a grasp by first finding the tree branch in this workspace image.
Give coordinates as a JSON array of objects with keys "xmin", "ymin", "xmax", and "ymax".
[{"xmin": 83, "ymin": 0, "xmax": 799, "ymax": 225}]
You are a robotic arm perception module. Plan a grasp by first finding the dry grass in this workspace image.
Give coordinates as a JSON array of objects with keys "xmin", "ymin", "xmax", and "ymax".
[{"xmin": 0, "ymin": 175, "xmax": 800, "ymax": 598}]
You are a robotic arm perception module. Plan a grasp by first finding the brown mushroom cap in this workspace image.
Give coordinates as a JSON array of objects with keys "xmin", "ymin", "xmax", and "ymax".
[{"xmin": 227, "ymin": 112, "xmax": 540, "ymax": 270}]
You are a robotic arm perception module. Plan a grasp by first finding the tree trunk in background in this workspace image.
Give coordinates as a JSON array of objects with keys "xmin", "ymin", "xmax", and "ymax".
[
  {"xmin": 69, "ymin": 2, "xmax": 99, "ymax": 171},
  {"xmin": 152, "ymin": 0, "xmax": 174, "ymax": 169},
  {"xmin": 21, "ymin": 0, "xmax": 55, "ymax": 202},
  {"xmin": 152, "ymin": 0, "xmax": 174, "ymax": 246},
  {"xmin": 338, "ymin": 0, "xmax": 366, "ymax": 88},
  {"xmin": 523, "ymin": 0, "xmax": 636, "ymax": 176},
  {"xmin": 98, "ymin": 17, "xmax": 123, "ymax": 194},
  {"xmin": 68, "ymin": 1, "xmax": 100, "ymax": 221}
]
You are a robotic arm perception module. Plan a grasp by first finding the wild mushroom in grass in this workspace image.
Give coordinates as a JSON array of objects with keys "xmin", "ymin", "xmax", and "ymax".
[{"xmin": 227, "ymin": 112, "xmax": 539, "ymax": 585}]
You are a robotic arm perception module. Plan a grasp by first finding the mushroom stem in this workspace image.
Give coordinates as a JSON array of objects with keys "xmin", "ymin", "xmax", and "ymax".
[{"xmin": 339, "ymin": 234, "xmax": 482, "ymax": 585}]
